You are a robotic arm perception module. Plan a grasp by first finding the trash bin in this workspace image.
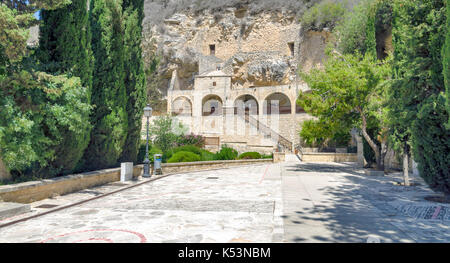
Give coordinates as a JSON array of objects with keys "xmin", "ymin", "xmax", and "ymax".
[{"xmin": 153, "ymin": 154, "xmax": 162, "ymax": 175}]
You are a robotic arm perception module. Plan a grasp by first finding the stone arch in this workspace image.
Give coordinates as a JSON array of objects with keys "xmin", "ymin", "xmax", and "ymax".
[
  {"xmin": 234, "ymin": 94, "xmax": 259, "ymax": 115},
  {"xmin": 171, "ymin": 96, "xmax": 193, "ymax": 116},
  {"xmin": 263, "ymin": 92, "xmax": 292, "ymax": 114},
  {"xmin": 202, "ymin": 94, "xmax": 223, "ymax": 116}
]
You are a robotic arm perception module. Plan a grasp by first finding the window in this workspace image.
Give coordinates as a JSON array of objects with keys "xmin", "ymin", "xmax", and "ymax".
[
  {"xmin": 288, "ymin": 42, "xmax": 295, "ymax": 56},
  {"xmin": 213, "ymin": 82, "xmax": 216, "ymax": 86},
  {"xmin": 209, "ymin": 44, "xmax": 215, "ymax": 55}
]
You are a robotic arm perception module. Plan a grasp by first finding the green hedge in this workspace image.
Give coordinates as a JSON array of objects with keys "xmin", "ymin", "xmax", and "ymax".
[
  {"xmin": 238, "ymin": 152, "xmax": 262, "ymax": 160},
  {"xmin": 167, "ymin": 151, "xmax": 201, "ymax": 163},
  {"xmin": 164, "ymin": 145, "xmax": 203, "ymax": 161},
  {"xmin": 214, "ymin": 145, "xmax": 238, "ymax": 160}
]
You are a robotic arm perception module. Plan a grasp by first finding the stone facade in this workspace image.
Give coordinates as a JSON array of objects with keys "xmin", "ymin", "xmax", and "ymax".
[{"xmin": 160, "ymin": 9, "xmax": 327, "ymax": 153}]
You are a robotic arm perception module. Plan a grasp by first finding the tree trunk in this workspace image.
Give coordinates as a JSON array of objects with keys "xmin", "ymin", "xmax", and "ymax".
[
  {"xmin": 403, "ymin": 144, "xmax": 410, "ymax": 186},
  {"xmin": 380, "ymin": 141, "xmax": 388, "ymax": 172},
  {"xmin": 357, "ymin": 108, "xmax": 382, "ymax": 170}
]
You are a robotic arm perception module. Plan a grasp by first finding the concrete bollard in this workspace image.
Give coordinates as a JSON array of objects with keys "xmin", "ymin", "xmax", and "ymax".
[{"xmin": 120, "ymin": 162, "xmax": 133, "ymax": 182}]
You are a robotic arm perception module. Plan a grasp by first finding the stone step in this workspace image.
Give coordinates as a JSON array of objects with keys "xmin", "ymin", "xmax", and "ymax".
[{"xmin": 0, "ymin": 202, "xmax": 31, "ymax": 220}]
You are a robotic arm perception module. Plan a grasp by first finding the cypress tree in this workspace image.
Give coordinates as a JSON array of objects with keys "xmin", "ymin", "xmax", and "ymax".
[
  {"xmin": 444, "ymin": 0, "xmax": 450, "ymax": 128},
  {"xmin": 37, "ymin": 0, "xmax": 93, "ymax": 175},
  {"xmin": 39, "ymin": 0, "xmax": 93, "ymax": 88},
  {"xmin": 118, "ymin": 0, "xmax": 147, "ymax": 163},
  {"xmin": 81, "ymin": 0, "xmax": 128, "ymax": 171},
  {"xmin": 389, "ymin": 0, "xmax": 449, "ymax": 197}
]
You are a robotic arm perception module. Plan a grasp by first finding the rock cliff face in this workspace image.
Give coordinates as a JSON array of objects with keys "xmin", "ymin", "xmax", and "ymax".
[{"xmin": 142, "ymin": 1, "xmax": 330, "ymax": 97}]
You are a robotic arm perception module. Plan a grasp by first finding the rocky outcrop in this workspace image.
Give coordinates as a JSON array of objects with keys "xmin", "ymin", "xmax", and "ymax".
[{"xmin": 142, "ymin": 1, "xmax": 333, "ymax": 96}]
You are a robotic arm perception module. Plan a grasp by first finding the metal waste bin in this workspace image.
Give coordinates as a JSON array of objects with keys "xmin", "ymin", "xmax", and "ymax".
[{"xmin": 153, "ymin": 154, "xmax": 162, "ymax": 175}]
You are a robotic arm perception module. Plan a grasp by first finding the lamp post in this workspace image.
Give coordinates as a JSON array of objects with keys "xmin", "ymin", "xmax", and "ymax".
[{"xmin": 143, "ymin": 104, "xmax": 152, "ymax": 178}]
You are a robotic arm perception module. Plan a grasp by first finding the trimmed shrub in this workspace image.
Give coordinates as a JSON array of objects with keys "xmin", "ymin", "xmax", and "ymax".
[
  {"xmin": 167, "ymin": 151, "xmax": 201, "ymax": 163},
  {"xmin": 200, "ymin": 149, "xmax": 216, "ymax": 161},
  {"xmin": 164, "ymin": 145, "xmax": 202, "ymax": 161},
  {"xmin": 262, "ymin": 153, "xmax": 273, "ymax": 159},
  {"xmin": 214, "ymin": 145, "xmax": 238, "ymax": 160},
  {"xmin": 238, "ymin": 152, "xmax": 262, "ymax": 160}
]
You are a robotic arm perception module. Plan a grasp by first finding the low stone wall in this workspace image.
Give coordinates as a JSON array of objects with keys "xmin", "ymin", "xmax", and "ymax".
[
  {"xmin": 0, "ymin": 159, "xmax": 273, "ymax": 204},
  {"xmin": 301, "ymin": 153, "xmax": 357, "ymax": 163}
]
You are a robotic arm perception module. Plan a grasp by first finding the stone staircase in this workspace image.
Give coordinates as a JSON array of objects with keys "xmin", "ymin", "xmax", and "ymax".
[{"xmin": 239, "ymin": 114, "xmax": 299, "ymax": 153}]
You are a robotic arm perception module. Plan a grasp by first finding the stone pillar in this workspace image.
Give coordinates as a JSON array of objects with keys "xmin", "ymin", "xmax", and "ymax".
[{"xmin": 120, "ymin": 162, "xmax": 134, "ymax": 182}]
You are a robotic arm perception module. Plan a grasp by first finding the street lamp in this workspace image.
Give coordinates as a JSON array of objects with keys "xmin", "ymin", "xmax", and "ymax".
[{"xmin": 143, "ymin": 104, "xmax": 152, "ymax": 178}]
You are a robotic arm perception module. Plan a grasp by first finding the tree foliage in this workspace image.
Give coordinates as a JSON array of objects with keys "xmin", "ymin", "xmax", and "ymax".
[
  {"xmin": 80, "ymin": 0, "xmax": 128, "ymax": 171},
  {"xmin": 387, "ymin": 0, "xmax": 449, "ymax": 195},
  {"xmin": 444, "ymin": 0, "xmax": 450, "ymax": 128},
  {"xmin": 0, "ymin": 70, "xmax": 91, "ymax": 177},
  {"xmin": 301, "ymin": 0, "xmax": 347, "ymax": 31},
  {"xmin": 118, "ymin": 0, "xmax": 147, "ymax": 163},
  {"xmin": 298, "ymin": 50, "xmax": 391, "ymax": 169},
  {"xmin": 38, "ymin": 0, "xmax": 93, "ymax": 89}
]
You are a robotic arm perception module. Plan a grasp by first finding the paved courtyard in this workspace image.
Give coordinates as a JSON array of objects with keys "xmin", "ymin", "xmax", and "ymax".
[{"xmin": 0, "ymin": 160, "xmax": 449, "ymax": 243}]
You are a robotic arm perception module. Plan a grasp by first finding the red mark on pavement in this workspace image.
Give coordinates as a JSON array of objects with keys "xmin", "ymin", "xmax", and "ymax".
[
  {"xmin": 73, "ymin": 238, "xmax": 114, "ymax": 243},
  {"xmin": 259, "ymin": 165, "xmax": 270, "ymax": 184},
  {"xmin": 431, "ymin": 206, "xmax": 442, "ymax": 219}
]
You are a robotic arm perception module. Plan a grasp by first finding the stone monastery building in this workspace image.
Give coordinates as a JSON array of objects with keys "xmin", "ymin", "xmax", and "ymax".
[{"xmin": 164, "ymin": 14, "xmax": 328, "ymax": 153}]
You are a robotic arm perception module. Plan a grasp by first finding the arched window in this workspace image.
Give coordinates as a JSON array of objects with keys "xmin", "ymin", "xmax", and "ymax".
[
  {"xmin": 202, "ymin": 95, "xmax": 223, "ymax": 116},
  {"xmin": 171, "ymin": 97, "xmax": 192, "ymax": 116},
  {"xmin": 264, "ymin": 93, "xmax": 292, "ymax": 115},
  {"xmin": 234, "ymin": 94, "xmax": 259, "ymax": 115}
]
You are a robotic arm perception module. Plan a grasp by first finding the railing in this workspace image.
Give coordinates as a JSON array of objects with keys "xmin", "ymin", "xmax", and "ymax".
[{"xmin": 238, "ymin": 113, "xmax": 294, "ymax": 152}]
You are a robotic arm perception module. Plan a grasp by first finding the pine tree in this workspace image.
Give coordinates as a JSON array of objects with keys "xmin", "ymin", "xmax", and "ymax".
[
  {"xmin": 118, "ymin": 0, "xmax": 147, "ymax": 163},
  {"xmin": 37, "ymin": 0, "xmax": 93, "ymax": 175},
  {"xmin": 80, "ymin": 0, "xmax": 128, "ymax": 171}
]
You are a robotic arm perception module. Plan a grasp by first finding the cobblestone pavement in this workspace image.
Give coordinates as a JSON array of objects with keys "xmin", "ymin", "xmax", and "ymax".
[
  {"xmin": 281, "ymin": 162, "xmax": 450, "ymax": 243},
  {"xmin": 0, "ymin": 161, "xmax": 449, "ymax": 243},
  {"xmin": 0, "ymin": 164, "xmax": 284, "ymax": 243}
]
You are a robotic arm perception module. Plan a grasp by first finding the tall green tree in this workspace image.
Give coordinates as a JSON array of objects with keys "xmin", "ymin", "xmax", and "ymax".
[
  {"xmin": 444, "ymin": 0, "xmax": 450, "ymax": 128},
  {"xmin": 1, "ymin": 1, "xmax": 91, "ymax": 180},
  {"xmin": 38, "ymin": 0, "xmax": 93, "ymax": 89},
  {"xmin": 388, "ymin": 0, "xmax": 449, "ymax": 197},
  {"xmin": 118, "ymin": 0, "xmax": 147, "ymax": 163},
  {"xmin": 37, "ymin": 0, "xmax": 93, "ymax": 175},
  {"xmin": 80, "ymin": 0, "xmax": 128, "ymax": 171},
  {"xmin": 298, "ymin": 50, "xmax": 391, "ymax": 170}
]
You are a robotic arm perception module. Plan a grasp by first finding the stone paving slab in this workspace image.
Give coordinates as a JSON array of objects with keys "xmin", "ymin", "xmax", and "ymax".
[
  {"xmin": 281, "ymin": 162, "xmax": 450, "ymax": 243},
  {"xmin": 0, "ymin": 202, "xmax": 31, "ymax": 220},
  {"xmin": 0, "ymin": 164, "xmax": 282, "ymax": 243}
]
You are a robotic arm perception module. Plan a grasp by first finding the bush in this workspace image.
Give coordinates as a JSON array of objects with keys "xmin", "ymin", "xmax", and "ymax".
[
  {"xmin": 214, "ymin": 145, "xmax": 238, "ymax": 160},
  {"xmin": 167, "ymin": 151, "xmax": 201, "ymax": 163},
  {"xmin": 200, "ymin": 149, "xmax": 215, "ymax": 161},
  {"xmin": 164, "ymin": 145, "xmax": 202, "ymax": 161},
  {"xmin": 0, "ymin": 71, "xmax": 92, "ymax": 178},
  {"xmin": 136, "ymin": 143, "xmax": 163, "ymax": 164},
  {"xmin": 301, "ymin": 0, "xmax": 346, "ymax": 31},
  {"xmin": 238, "ymin": 152, "xmax": 262, "ymax": 160},
  {"xmin": 262, "ymin": 153, "xmax": 273, "ymax": 159}
]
